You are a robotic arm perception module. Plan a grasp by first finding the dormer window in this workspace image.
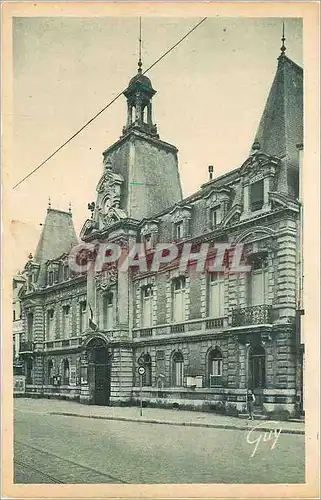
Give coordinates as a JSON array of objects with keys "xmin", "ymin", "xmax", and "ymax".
[
  {"xmin": 144, "ymin": 233, "xmax": 152, "ymax": 250},
  {"xmin": 63, "ymin": 264, "xmax": 70, "ymax": 281},
  {"xmin": 174, "ymin": 221, "xmax": 183, "ymax": 240},
  {"xmin": 250, "ymin": 180, "xmax": 264, "ymax": 212},
  {"xmin": 210, "ymin": 207, "xmax": 222, "ymax": 229},
  {"xmin": 48, "ymin": 271, "xmax": 54, "ymax": 287}
]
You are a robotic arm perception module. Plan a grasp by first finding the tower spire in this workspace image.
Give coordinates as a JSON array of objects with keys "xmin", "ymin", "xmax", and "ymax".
[
  {"xmin": 138, "ymin": 17, "xmax": 142, "ymax": 73},
  {"xmin": 280, "ymin": 21, "xmax": 286, "ymax": 56}
]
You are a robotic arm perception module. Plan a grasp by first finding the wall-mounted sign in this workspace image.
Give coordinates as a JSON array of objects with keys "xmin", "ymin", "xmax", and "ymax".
[{"xmin": 13, "ymin": 375, "xmax": 25, "ymax": 394}]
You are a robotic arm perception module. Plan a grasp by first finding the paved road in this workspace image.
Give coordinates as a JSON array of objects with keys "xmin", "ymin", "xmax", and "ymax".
[{"xmin": 14, "ymin": 406, "xmax": 305, "ymax": 484}]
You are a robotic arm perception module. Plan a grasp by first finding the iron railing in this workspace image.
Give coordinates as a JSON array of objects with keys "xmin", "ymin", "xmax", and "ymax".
[{"xmin": 232, "ymin": 305, "xmax": 272, "ymax": 327}]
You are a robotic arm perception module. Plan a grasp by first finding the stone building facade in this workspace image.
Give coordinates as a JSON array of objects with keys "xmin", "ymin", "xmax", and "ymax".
[{"xmin": 16, "ymin": 45, "xmax": 304, "ymax": 417}]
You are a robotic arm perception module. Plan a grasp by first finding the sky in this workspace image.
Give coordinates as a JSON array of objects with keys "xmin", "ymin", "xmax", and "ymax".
[{"xmin": 10, "ymin": 16, "xmax": 303, "ymax": 272}]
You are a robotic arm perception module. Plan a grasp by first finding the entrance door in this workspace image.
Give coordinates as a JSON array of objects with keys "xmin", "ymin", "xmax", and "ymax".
[
  {"xmin": 249, "ymin": 344, "xmax": 266, "ymax": 406},
  {"xmin": 87, "ymin": 339, "xmax": 111, "ymax": 406},
  {"xmin": 94, "ymin": 347, "xmax": 110, "ymax": 406}
]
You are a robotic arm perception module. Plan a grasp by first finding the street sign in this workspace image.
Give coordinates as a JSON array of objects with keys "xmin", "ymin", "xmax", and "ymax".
[
  {"xmin": 138, "ymin": 355, "xmax": 145, "ymax": 366},
  {"xmin": 138, "ymin": 366, "xmax": 146, "ymax": 376}
]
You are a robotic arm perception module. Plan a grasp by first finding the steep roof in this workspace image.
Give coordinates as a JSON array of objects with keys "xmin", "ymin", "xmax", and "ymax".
[
  {"xmin": 34, "ymin": 208, "xmax": 78, "ymax": 264},
  {"xmin": 252, "ymin": 54, "xmax": 303, "ymax": 166}
]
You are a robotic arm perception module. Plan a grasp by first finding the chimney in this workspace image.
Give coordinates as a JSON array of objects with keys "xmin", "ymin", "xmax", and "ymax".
[{"xmin": 208, "ymin": 165, "xmax": 214, "ymax": 181}]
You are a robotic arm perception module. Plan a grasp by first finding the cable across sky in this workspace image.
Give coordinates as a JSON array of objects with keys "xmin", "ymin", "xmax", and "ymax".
[{"xmin": 13, "ymin": 17, "xmax": 207, "ymax": 190}]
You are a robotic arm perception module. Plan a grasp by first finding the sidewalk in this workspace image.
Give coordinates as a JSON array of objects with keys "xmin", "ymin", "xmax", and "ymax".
[{"xmin": 14, "ymin": 397, "xmax": 305, "ymax": 435}]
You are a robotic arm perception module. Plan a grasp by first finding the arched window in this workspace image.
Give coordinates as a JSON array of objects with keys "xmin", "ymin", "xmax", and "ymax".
[
  {"xmin": 172, "ymin": 351, "xmax": 184, "ymax": 387},
  {"xmin": 249, "ymin": 344, "xmax": 266, "ymax": 388},
  {"xmin": 47, "ymin": 359, "xmax": 54, "ymax": 385},
  {"xmin": 63, "ymin": 359, "xmax": 70, "ymax": 385},
  {"xmin": 143, "ymin": 106, "xmax": 148, "ymax": 123},
  {"xmin": 142, "ymin": 353, "xmax": 152, "ymax": 387},
  {"xmin": 208, "ymin": 348, "xmax": 223, "ymax": 387}
]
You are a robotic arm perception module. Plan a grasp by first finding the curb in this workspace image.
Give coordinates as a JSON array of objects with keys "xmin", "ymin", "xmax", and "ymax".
[{"xmin": 49, "ymin": 412, "xmax": 305, "ymax": 435}]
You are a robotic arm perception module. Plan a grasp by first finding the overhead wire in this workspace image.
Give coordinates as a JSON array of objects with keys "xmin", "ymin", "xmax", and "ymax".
[{"xmin": 13, "ymin": 17, "xmax": 207, "ymax": 190}]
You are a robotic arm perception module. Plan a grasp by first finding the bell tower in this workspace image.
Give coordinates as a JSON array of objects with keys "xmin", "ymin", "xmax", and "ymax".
[{"xmin": 122, "ymin": 60, "xmax": 158, "ymax": 138}]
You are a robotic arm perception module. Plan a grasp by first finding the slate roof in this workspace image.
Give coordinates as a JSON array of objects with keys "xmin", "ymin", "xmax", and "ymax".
[
  {"xmin": 252, "ymin": 54, "xmax": 303, "ymax": 166},
  {"xmin": 34, "ymin": 208, "xmax": 78, "ymax": 264}
]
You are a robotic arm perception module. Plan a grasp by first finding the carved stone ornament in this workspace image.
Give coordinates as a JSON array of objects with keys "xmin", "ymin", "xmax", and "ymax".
[
  {"xmin": 141, "ymin": 221, "xmax": 159, "ymax": 236},
  {"xmin": 95, "ymin": 266, "xmax": 118, "ymax": 290},
  {"xmin": 169, "ymin": 205, "xmax": 192, "ymax": 223}
]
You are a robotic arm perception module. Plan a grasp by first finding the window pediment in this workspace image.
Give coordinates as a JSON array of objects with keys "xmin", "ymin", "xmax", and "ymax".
[
  {"xmin": 169, "ymin": 205, "xmax": 192, "ymax": 223},
  {"xmin": 140, "ymin": 219, "xmax": 159, "ymax": 236},
  {"xmin": 240, "ymin": 152, "xmax": 279, "ymax": 181}
]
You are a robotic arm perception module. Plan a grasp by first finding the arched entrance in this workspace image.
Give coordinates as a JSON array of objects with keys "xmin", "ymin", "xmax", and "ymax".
[{"xmin": 86, "ymin": 337, "xmax": 111, "ymax": 406}]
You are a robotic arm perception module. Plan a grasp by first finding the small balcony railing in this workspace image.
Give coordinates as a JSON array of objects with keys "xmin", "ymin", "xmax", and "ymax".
[
  {"xmin": 231, "ymin": 305, "xmax": 272, "ymax": 327},
  {"xmin": 19, "ymin": 341, "xmax": 34, "ymax": 353}
]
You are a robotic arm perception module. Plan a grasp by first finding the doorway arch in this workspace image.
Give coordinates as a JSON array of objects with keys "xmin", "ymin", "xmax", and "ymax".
[{"xmin": 86, "ymin": 337, "xmax": 111, "ymax": 406}]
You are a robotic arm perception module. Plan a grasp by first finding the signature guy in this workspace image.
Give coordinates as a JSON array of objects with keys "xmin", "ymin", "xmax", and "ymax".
[{"xmin": 246, "ymin": 422, "xmax": 282, "ymax": 457}]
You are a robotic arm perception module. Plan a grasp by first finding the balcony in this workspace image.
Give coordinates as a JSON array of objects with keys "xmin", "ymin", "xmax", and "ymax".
[
  {"xmin": 231, "ymin": 305, "xmax": 272, "ymax": 327},
  {"xmin": 19, "ymin": 341, "xmax": 34, "ymax": 353}
]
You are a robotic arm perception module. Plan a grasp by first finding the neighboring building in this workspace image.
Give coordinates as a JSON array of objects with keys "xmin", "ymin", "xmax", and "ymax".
[
  {"xmin": 13, "ymin": 273, "xmax": 25, "ymax": 375},
  {"xmin": 16, "ymin": 40, "xmax": 304, "ymax": 416}
]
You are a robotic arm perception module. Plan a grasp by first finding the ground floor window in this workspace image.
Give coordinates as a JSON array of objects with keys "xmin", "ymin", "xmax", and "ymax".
[
  {"xmin": 172, "ymin": 351, "xmax": 184, "ymax": 387},
  {"xmin": 208, "ymin": 347, "xmax": 223, "ymax": 387},
  {"xmin": 26, "ymin": 358, "xmax": 33, "ymax": 385},
  {"xmin": 62, "ymin": 359, "xmax": 70, "ymax": 385},
  {"xmin": 47, "ymin": 359, "xmax": 54, "ymax": 385},
  {"xmin": 142, "ymin": 353, "xmax": 152, "ymax": 387}
]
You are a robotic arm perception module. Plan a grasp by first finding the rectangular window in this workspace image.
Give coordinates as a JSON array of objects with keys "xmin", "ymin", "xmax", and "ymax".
[
  {"xmin": 210, "ymin": 207, "xmax": 221, "ymax": 228},
  {"xmin": 14, "ymin": 333, "xmax": 20, "ymax": 358},
  {"xmin": 250, "ymin": 180, "xmax": 264, "ymax": 212},
  {"xmin": 27, "ymin": 313, "xmax": 33, "ymax": 342},
  {"xmin": 248, "ymin": 256, "xmax": 269, "ymax": 305},
  {"xmin": 141, "ymin": 285, "xmax": 153, "ymax": 327},
  {"xmin": 63, "ymin": 305, "xmax": 71, "ymax": 338},
  {"xmin": 13, "ymin": 310, "xmax": 16, "ymax": 321},
  {"xmin": 211, "ymin": 359, "xmax": 222, "ymax": 376},
  {"xmin": 47, "ymin": 310, "xmax": 55, "ymax": 340},
  {"xmin": 48, "ymin": 271, "xmax": 54, "ymax": 286},
  {"xmin": 174, "ymin": 221, "xmax": 183, "ymax": 240},
  {"xmin": 103, "ymin": 293, "xmax": 114, "ymax": 330},
  {"xmin": 144, "ymin": 234, "xmax": 152, "ymax": 250},
  {"xmin": 209, "ymin": 273, "xmax": 225, "ymax": 318},
  {"xmin": 172, "ymin": 277, "xmax": 186, "ymax": 323},
  {"xmin": 63, "ymin": 265, "xmax": 70, "ymax": 281},
  {"xmin": 79, "ymin": 302, "xmax": 87, "ymax": 333}
]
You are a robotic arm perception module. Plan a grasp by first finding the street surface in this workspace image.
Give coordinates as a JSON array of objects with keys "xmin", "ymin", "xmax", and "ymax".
[{"xmin": 14, "ymin": 399, "xmax": 305, "ymax": 484}]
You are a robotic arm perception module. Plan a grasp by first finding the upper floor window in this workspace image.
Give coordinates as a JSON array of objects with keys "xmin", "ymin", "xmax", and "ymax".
[
  {"xmin": 250, "ymin": 180, "xmax": 264, "ymax": 212},
  {"xmin": 141, "ymin": 285, "xmax": 153, "ymax": 327},
  {"xmin": 210, "ymin": 207, "xmax": 222, "ymax": 229},
  {"xmin": 48, "ymin": 271, "xmax": 54, "ymax": 287},
  {"xmin": 208, "ymin": 273, "xmax": 225, "ymax": 318},
  {"xmin": 103, "ymin": 292, "xmax": 114, "ymax": 330},
  {"xmin": 63, "ymin": 264, "xmax": 70, "ymax": 281},
  {"xmin": 174, "ymin": 221, "xmax": 183, "ymax": 240},
  {"xmin": 143, "ymin": 233, "xmax": 152, "ymax": 251},
  {"xmin": 172, "ymin": 277, "xmax": 186, "ymax": 323},
  {"xmin": 27, "ymin": 313, "xmax": 34, "ymax": 342},
  {"xmin": 47, "ymin": 309, "xmax": 55, "ymax": 340},
  {"xmin": 13, "ymin": 310, "xmax": 16, "ymax": 321},
  {"xmin": 248, "ymin": 255, "xmax": 269, "ymax": 306},
  {"xmin": 62, "ymin": 305, "xmax": 71, "ymax": 338},
  {"xmin": 79, "ymin": 301, "xmax": 87, "ymax": 333}
]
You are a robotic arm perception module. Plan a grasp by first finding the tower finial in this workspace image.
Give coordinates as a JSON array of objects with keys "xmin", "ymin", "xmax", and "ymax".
[
  {"xmin": 138, "ymin": 17, "xmax": 142, "ymax": 73},
  {"xmin": 280, "ymin": 21, "xmax": 286, "ymax": 56},
  {"xmin": 48, "ymin": 197, "xmax": 51, "ymax": 210},
  {"xmin": 68, "ymin": 201, "xmax": 72, "ymax": 215}
]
